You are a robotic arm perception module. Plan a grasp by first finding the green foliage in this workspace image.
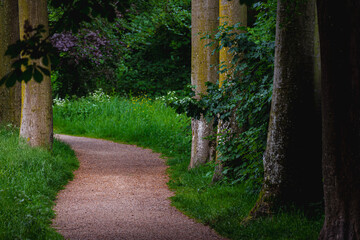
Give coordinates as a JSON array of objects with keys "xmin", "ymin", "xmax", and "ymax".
[
  {"xmin": 208, "ymin": 31, "xmax": 274, "ymax": 192},
  {"xmin": 0, "ymin": 126, "xmax": 79, "ymax": 239},
  {"xmin": 51, "ymin": 0, "xmax": 191, "ymax": 98},
  {"xmin": 214, "ymin": 0, "xmax": 275, "ymax": 191},
  {"xmin": 164, "ymin": 0, "xmax": 276, "ymax": 192},
  {"xmin": 248, "ymin": 0, "xmax": 277, "ymax": 44},
  {"xmin": 112, "ymin": 0, "xmax": 191, "ymax": 96}
]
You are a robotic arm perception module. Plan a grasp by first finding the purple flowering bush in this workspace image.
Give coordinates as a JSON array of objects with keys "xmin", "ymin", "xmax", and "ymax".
[
  {"xmin": 51, "ymin": 29, "xmax": 113, "ymax": 65},
  {"xmin": 50, "ymin": 27, "xmax": 122, "ymax": 97}
]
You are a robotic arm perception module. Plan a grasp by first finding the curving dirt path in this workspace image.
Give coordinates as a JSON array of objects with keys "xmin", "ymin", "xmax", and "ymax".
[{"xmin": 53, "ymin": 135, "xmax": 225, "ymax": 240}]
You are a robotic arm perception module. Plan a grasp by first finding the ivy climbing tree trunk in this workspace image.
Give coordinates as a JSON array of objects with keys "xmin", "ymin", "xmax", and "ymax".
[
  {"xmin": 189, "ymin": 0, "xmax": 219, "ymax": 169},
  {"xmin": 0, "ymin": 0, "xmax": 21, "ymax": 126},
  {"xmin": 317, "ymin": 0, "xmax": 360, "ymax": 238},
  {"xmin": 250, "ymin": 0, "xmax": 322, "ymax": 216},
  {"xmin": 19, "ymin": 0, "xmax": 53, "ymax": 149},
  {"xmin": 212, "ymin": 0, "xmax": 247, "ymax": 183}
]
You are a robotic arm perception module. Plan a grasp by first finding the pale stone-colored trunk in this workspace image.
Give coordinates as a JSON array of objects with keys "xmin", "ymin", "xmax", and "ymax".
[
  {"xmin": 189, "ymin": 0, "xmax": 219, "ymax": 169},
  {"xmin": 19, "ymin": 0, "xmax": 53, "ymax": 149},
  {"xmin": 0, "ymin": 0, "xmax": 21, "ymax": 126},
  {"xmin": 212, "ymin": 0, "xmax": 247, "ymax": 182},
  {"xmin": 250, "ymin": 0, "xmax": 322, "ymax": 216}
]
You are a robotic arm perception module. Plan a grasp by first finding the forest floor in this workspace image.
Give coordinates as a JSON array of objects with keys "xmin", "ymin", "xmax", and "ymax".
[{"xmin": 52, "ymin": 134, "xmax": 225, "ymax": 240}]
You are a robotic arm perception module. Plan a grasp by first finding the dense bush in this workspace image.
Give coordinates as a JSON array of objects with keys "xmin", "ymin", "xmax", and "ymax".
[{"xmin": 50, "ymin": 0, "xmax": 191, "ymax": 98}]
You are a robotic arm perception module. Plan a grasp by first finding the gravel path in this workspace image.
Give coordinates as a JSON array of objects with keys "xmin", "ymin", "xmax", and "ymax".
[{"xmin": 53, "ymin": 135, "xmax": 225, "ymax": 240}]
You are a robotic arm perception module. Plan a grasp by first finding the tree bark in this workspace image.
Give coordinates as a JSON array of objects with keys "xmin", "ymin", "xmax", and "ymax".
[
  {"xmin": 317, "ymin": 0, "xmax": 360, "ymax": 238},
  {"xmin": 19, "ymin": 0, "xmax": 53, "ymax": 149},
  {"xmin": 250, "ymin": 0, "xmax": 322, "ymax": 216},
  {"xmin": 0, "ymin": 0, "xmax": 21, "ymax": 126},
  {"xmin": 212, "ymin": 0, "xmax": 247, "ymax": 183},
  {"xmin": 189, "ymin": 0, "xmax": 219, "ymax": 169}
]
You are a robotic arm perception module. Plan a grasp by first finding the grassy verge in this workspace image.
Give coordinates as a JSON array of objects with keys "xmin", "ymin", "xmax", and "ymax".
[
  {"xmin": 53, "ymin": 93, "xmax": 191, "ymax": 156},
  {"xmin": 53, "ymin": 93, "xmax": 323, "ymax": 239},
  {"xmin": 167, "ymin": 160, "xmax": 323, "ymax": 240},
  {"xmin": 0, "ymin": 126, "xmax": 79, "ymax": 239}
]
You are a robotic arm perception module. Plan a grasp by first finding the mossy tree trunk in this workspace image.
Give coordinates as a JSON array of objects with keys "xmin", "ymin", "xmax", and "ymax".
[
  {"xmin": 212, "ymin": 0, "xmax": 247, "ymax": 183},
  {"xmin": 189, "ymin": 0, "xmax": 219, "ymax": 169},
  {"xmin": 250, "ymin": 0, "xmax": 322, "ymax": 216},
  {"xmin": 19, "ymin": 0, "xmax": 53, "ymax": 149},
  {"xmin": 317, "ymin": 0, "xmax": 360, "ymax": 238},
  {"xmin": 0, "ymin": 0, "xmax": 21, "ymax": 126}
]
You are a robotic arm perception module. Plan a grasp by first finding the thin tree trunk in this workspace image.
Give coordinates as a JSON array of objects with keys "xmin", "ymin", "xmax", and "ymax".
[
  {"xmin": 0, "ymin": 0, "xmax": 21, "ymax": 126},
  {"xmin": 317, "ymin": 0, "xmax": 360, "ymax": 238},
  {"xmin": 212, "ymin": 0, "xmax": 247, "ymax": 183},
  {"xmin": 189, "ymin": 0, "xmax": 219, "ymax": 169},
  {"xmin": 19, "ymin": 0, "xmax": 53, "ymax": 149},
  {"xmin": 250, "ymin": 0, "xmax": 322, "ymax": 216}
]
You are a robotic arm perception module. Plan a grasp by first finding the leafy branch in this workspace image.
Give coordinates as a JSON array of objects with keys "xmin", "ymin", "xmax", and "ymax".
[{"xmin": 0, "ymin": 21, "xmax": 52, "ymax": 87}]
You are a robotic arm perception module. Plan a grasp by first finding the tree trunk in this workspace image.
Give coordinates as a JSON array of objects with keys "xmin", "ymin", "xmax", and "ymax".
[
  {"xmin": 19, "ymin": 0, "xmax": 53, "ymax": 149},
  {"xmin": 189, "ymin": 0, "xmax": 219, "ymax": 169},
  {"xmin": 212, "ymin": 0, "xmax": 247, "ymax": 183},
  {"xmin": 317, "ymin": 0, "xmax": 360, "ymax": 238},
  {"xmin": 0, "ymin": 0, "xmax": 21, "ymax": 126},
  {"xmin": 250, "ymin": 0, "xmax": 322, "ymax": 216}
]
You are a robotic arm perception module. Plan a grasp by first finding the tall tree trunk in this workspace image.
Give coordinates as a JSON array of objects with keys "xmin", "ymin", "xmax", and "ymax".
[
  {"xmin": 189, "ymin": 0, "xmax": 219, "ymax": 169},
  {"xmin": 0, "ymin": 0, "xmax": 21, "ymax": 126},
  {"xmin": 212, "ymin": 0, "xmax": 247, "ymax": 183},
  {"xmin": 317, "ymin": 0, "xmax": 360, "ymax": 238},
  {"xmin": 250, "ymin": 0, "xmax": 322, "ymax": 216},
  {"xmin": 19, "ymin": 0, "xmax": 53, "ymax": 149}
]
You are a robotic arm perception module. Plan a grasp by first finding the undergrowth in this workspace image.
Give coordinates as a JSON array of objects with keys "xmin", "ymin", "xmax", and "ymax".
[
  {"xmin": 0, "ymin": 125, "xmax": 78, "ymax": 239},
  {"xmin": 53, "ymin": 93, "xmax": 323, "ymax": 239}
]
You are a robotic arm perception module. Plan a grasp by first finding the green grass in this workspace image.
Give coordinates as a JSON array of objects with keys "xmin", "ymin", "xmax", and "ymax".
[
  {"xmin": 53, "ymin": 93, "xmax": 324, "ymax": 240},
  {"xmin": 53, "ymin": 94, "xmax": 191, "ymax": 156},
  {"xmin": 168, "ymin": 161, "xmax": 323, "ymax": 240},
  {"xmin": 0, "ymin": 126, "xmax": 79, "ymax": 239}
]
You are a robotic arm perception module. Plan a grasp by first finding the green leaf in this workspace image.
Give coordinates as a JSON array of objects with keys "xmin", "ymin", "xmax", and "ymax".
[
  {"xmin": 42, "ymin": 56, "xmax": 49, "ymax": 66},
  {"xmin": 0, "ymin": 72, "xmax": 10, "ymax": 86},
  {"xmin": 5, "ymin": 71, "xmax": 17, "ymax": 88},
  {"xmin": 12, "ymin": 59, "xmax": 29, "ymax": 70},
  {"xmin": 33, "ymin": 68, "xmax": 43, "ymax": 83},
  {"xmin": 5, "ymin": 40, "xmax": 23, "ymax": 58},
  {"xmin": 22, "ymin": 66, "xmax": 33, "ymax": 83}
]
